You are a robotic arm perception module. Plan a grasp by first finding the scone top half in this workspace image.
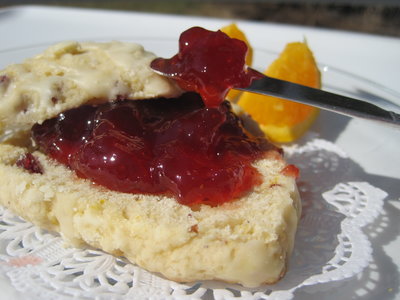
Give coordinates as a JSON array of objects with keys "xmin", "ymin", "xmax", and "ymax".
[{"xmin": 0, "ymin": 41, "xmax": 182, "ymax": 137}]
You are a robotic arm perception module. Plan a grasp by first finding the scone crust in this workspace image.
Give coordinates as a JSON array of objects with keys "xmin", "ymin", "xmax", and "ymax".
[{"xmin": 0, "ymin": 143, "xmax": 300, "ymax": 287}]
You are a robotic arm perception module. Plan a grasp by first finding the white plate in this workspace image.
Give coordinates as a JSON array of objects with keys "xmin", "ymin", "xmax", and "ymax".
[{"xmin": 0, "ymin": 5, "xmax": 399, "ymax": 300}]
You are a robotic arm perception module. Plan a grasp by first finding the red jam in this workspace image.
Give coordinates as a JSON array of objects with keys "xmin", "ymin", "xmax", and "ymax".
[
  {"xmin": 32, "ymin": 93, "xmax": 277, "ymax": 206},
  {"xmin": 150, "ymin": 27, "xmax": 262, "ymax": 107},
  {"xmin": 281, "ymin": 164, "xmax": 300, "ymax": 179}
]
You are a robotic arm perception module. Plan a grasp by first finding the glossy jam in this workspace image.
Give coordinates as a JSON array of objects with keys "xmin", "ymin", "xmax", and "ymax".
[
  {"xmin": 151, "ymin": 27, "xmax": 262, "ymax": 107},
  {"xmin": 32, "ymin": 93, "xmax": 275, "ymax": 206}
]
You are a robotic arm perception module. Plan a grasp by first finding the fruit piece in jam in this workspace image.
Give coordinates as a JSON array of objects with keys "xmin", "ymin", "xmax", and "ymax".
[
  {"xmin": 16, "ymin": 153, "xmax": 43, "ymax": 174},
  {"xmin": 150, "ymin": 26, "xmax": 262, "ymax": 108},
  {"xmin": 32, "ymin": 93, "xmax": 277, "ymax": 206}
]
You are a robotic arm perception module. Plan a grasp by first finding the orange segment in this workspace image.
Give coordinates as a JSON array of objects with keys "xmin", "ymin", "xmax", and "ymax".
[
  {"xmin": 220, "ymin": 23, "xmax": 253, "ymax": 101},
  {"xmin": 237, "ymin": 42, "xmax": 321, "ymax": 143}
]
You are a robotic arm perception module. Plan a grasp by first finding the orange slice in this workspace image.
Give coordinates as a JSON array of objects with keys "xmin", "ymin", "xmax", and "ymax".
[
  {"xmin": 237, "ymin": 42, "xmax": 321, "ymax": 143},
  {"xmin": 220, "ymin": 23, "xmax": 253, "ymax": 101}
]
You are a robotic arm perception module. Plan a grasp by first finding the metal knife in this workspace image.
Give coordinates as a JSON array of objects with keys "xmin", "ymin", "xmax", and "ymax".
[{"xmin": 238, "ymin": 73, "xmax": 400, "ymax": 128}]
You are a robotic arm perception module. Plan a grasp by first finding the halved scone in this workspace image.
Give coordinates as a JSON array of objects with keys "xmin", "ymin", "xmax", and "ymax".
[{"xmin": 0, "ymin": 39, "xmax": 301, "ymax": 287}]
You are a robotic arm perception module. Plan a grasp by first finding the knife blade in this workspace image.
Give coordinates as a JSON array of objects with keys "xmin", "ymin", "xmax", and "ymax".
[{"xmin": 237, "ymin": 74, "xmax": 400, "ymax": 128}]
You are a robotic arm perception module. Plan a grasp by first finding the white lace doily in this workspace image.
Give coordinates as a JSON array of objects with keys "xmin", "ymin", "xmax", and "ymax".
[{"xmin": 0, "ymin": 138, "xmax": 387, "ymax": 300}]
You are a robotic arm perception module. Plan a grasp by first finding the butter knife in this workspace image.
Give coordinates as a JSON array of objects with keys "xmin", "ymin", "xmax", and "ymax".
[{"xmin": 238, "ymin": 73, "xmax": 400, "ymax": 128}]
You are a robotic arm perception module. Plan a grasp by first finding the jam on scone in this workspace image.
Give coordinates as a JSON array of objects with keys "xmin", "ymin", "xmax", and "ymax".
[
  {"xmin": 32, "ymin": 27, "xmax": 279, "ymax": 207},
  {"xmin": 0, "ymin": 26, "xmax": 301, "ymax": 288},
  {"xmin": 32, "ymin": 93, "xmax": 278, "ymax": 206}
]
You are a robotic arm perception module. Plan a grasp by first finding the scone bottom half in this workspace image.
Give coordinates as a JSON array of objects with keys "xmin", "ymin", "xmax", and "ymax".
[
  {"xmin": 0, "ymin": 143, "xmax": 300, "ymax": 287},
  {"xmin": 0, "ymin": 28, "xmax": 302, "ymax": 288}
]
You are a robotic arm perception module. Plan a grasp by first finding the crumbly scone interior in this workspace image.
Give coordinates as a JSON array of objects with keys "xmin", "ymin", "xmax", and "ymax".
[{"xmin": 0, "ymin": 143, "xmax": 300, "ymax": 287}]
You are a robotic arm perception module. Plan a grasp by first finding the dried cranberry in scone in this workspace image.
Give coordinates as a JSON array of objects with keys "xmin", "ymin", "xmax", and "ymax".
[{"xmin": 16, "ymin": 153, "xmax": 43, "ymax": 174}]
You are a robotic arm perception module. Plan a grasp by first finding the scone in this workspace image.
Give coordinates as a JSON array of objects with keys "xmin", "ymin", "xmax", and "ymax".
[{"xmin": 0, "ymin": 36, "xmax": 301, "ymax": 287}]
